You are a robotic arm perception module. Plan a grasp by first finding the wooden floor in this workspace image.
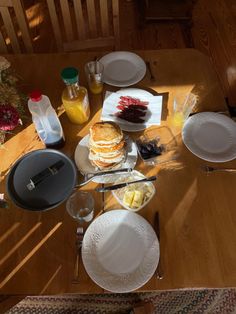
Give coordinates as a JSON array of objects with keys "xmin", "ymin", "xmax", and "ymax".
[{"xmin": 23, "ymin": 0, "xmax": 236, "ymax": 105}]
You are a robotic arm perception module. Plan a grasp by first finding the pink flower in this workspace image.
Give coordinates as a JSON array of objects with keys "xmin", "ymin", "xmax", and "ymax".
[{"xmin": 0, "ymin": 104, "xmax": 20, "ymax": 131}]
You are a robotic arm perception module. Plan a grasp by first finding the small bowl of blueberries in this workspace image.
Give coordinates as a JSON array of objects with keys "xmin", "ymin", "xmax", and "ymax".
[{"xmin": 135, "ymin": 126, "xmax": 178, "ymax": 165}]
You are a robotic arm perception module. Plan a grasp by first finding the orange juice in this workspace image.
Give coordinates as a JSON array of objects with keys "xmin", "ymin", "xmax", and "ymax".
[
  {"xmin": 62, "ymin": 86, "xmax": 90, "ymax": 124},
  {"xmin": 85, "ymin": 61, "xmax": 104, "ymax": 95},
  {"xmin": 89, "ymin": 80, "xmax": 103, "ymax": 94},
  {"xmin": 61, "ymin": 67, "xmax": 90, "ymax": 124}
]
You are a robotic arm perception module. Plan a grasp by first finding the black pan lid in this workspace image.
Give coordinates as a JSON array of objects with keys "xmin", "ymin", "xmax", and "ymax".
[{"xmin": 7, "ymin": 149, "xmax": 77, "ymax": 211}]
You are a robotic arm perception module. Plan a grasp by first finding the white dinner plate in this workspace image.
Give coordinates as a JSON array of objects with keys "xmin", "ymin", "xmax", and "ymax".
[
  {"xmin": 99, "ymin": 51, "xmax": 146, "ymax": 87},
  {"xmin": 74, "ymin": 134, "xmax": 137, "ymax": 183},
  {"xmin": 82, "ymin": 210, "xmax": 159, "ymax": 293},
  {"xmin": 102, "ymin": 88, "xmax": 163, "ymax": 132},
  {"xmin": 182, "ymin": 112, "xmax": 236, "ymax": 162}
]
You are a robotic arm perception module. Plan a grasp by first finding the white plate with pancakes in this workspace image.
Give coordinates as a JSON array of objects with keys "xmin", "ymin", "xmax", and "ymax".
[{"xmin": 74, "ymin": 135, "xmax": 137, "ymax": 183}]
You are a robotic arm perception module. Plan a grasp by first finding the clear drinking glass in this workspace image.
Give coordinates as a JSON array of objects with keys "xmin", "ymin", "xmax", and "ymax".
[
  {"xmin": 66, "ymin": 191, "xmax": 94, "ymax": 223},
  {"xmin": 84, "ymin": 61, "xmax": 104, "ymax": 94},
  {"xmin": 170, "ymin": 93, "xmax": 197, "ymax": 130}
]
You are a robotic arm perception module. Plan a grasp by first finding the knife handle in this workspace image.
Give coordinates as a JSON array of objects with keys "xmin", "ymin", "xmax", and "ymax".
[
  {"xmin": 155, "ymin": 212, "xmax": 164, "ymax": 280},
  {"xmin": 88, "ymin": 167, "xmax": 133, "ymax": 178}
]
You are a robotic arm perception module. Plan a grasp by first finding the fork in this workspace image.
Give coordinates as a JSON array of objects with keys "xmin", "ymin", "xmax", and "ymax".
[
  {"xmin": 72, "ymin": 226, "xmax": 84, "ymax": 283},
  {"xmin": 201, "ymin": 165, "xmax": 236, "ymax": 173}
]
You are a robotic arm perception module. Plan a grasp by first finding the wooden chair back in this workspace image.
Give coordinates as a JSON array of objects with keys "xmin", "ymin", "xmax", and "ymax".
[
  {"xmin": 0, "ymin": 0, "xmax": 33, "ymax": 53},
  {"xmin": 46, "ymin": 0, "xmax": 120, "ymax": 52}
]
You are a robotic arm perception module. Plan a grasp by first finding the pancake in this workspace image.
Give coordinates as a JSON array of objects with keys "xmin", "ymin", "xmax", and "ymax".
[
  {"xmin": 90, "ymin": 147, "xmax": 126, "ymax": 158},
  {"xmin": 88, "ymin": 121, "xmax": 126, "ymax": 170},
  {"xmin": 90, "ymin": 139, "xmax": 125, "ymax": 153},
  {"xmin": 90, "ymin": 121, "xmax": 123, "ymax": 146},
  {"xmin": 91, "ymin": 159, "xmax": 119, "ymax": 169},
  {"xmin": 89, "ymin": 149, "xmax": 125, "ymax": 164}
]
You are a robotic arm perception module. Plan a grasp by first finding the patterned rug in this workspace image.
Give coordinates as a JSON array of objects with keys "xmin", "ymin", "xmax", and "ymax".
[{"xmin": 5, "ymin": 289, "xmax": 236, "ymax": 314}]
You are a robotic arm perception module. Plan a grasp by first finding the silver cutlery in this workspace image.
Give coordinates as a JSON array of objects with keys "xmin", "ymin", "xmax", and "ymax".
[
  {"xmin": 95, "ymin": 176, "xmax": 157, "ymax": 192},
  {"xmin": 154, "ymin": 212, "xmax": 164, "ymax": 280},
  {"xmin": 146, "ymin": 61, "xmax": 155, "ymax": 81},
  {"xmin": 72, "ymin": 226, "xmax": 84, "ymax": 283},
  {"xmin": 76, "ymin": 167, "xmax": 133, "ymax": 187},
  {"xmin": 201, "ymin": 165, "xmax": 236, "ymax": 173}
]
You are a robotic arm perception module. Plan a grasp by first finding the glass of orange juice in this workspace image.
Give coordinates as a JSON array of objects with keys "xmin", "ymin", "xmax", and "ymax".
[
  {"xmin": 85, "ymin": 61, "xmax": 104, "ymax": 94},
  {"xmin": 170, "ymin": 93, "xmax": 197, "ymax": 131}
]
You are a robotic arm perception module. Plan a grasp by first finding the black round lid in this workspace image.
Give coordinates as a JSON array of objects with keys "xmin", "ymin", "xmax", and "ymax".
[{"xmin": 7, "ymin": 149, "xmax": 77, "ymax": 211}]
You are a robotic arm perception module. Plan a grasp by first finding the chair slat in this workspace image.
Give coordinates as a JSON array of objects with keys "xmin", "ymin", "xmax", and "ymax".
[
  {"xmin": 0, "ymin": 31, "xmax": 7, "ymax": 53},
  {"xmin": 0, "ymin": 7, "xmax": 20, "ymax": 53},
  {"xmin": 100, "ymin": 0, "xmax": 109, "ymax": 37},
  {"xmin": 112, "ymin": 0, "xmax": 120, "ymax": 49},
  {"xmin": 0, "ymin": 0, "xmax": 13, "ymax": 6},
  {"xmin": 12, "ymin": 0, "xmax": 33, "ymax": 52},
  {"xmin": 73, "ymin": 0, "xmax": 86, "ymax": 40},
  {"xmin": 86, "ymin": 0, "xmax": 97, "ymax": 38},
  {"xmin": 60, "ymin": 0, "xmax": 74, "ymax": 42},
  {"xmin": 46, "ymin": 0, "xmax": 63, "ymax": 51}
]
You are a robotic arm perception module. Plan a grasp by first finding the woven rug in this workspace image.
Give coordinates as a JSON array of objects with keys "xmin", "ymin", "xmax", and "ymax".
[{"xmin": 5, "ymin": 289, "xmax": 236, "ymax": 314}]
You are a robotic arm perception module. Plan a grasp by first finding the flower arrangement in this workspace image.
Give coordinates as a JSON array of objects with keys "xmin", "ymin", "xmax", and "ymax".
[{"xmin": 0, "ymin": 56, "xmax": 27, "ymax": 145}]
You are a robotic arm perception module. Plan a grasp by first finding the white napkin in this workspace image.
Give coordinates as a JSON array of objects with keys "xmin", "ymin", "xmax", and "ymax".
[{"xmin": 101, "ymin": 91, "xmax": 163, "ymax": 127}]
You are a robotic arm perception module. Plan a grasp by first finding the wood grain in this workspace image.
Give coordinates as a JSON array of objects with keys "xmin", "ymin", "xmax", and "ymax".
[
  {"xmin": 19, "ymin": 0, "xmax": 236, "ymax": 104},
  {"xmin": 192, "ymin": 0, "xmax": 236, "ymax": 105},
  {"xmin": 1, "ymin": 49, "xmax": 234, "ymax": 295}
]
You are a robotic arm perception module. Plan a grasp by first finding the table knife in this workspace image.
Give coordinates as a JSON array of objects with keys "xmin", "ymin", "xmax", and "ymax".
[
  {"xmin": 95, "ymin": 176, "xmax": 157, "ymax": 192},
  {"xmin": 154, "ymin": 211, "xmax": 164, "ymax": 279}
]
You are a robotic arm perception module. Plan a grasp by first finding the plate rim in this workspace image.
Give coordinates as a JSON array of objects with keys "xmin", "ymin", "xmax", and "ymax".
[
  {"xmin": 81, "ymin": 209, "xmax": 159, "ymax": 293},
  {"xmin": 99, "ymin": 51, "xmax": 146, "ymax": 87},
  {"xmin": 182, "ymin": 112, "xmax": 236, "ymax": 162}
]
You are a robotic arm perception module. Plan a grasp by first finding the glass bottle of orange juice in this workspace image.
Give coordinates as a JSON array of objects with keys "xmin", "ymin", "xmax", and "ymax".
[{"xmin": 61, "ymin": 67, "xmax": 90, "ymax": 124}]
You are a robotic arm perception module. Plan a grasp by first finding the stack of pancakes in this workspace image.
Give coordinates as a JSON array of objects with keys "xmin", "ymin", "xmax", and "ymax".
[{"xmin": 88, "ymin": 121, "xmax": 126, "ymax": 169}]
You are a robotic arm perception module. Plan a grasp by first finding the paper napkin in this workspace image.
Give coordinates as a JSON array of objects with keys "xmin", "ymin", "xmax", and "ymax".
[{"xmin": 101, "ymin": 91, "xmax": 163, "ymax": 127}]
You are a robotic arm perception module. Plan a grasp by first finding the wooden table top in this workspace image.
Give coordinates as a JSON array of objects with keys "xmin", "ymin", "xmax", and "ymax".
[{"xmin": 1, "ymin": 49, "xmax": 236, "ymax": 295}]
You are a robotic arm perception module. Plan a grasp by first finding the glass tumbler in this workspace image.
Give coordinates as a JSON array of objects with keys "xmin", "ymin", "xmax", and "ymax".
[
  {"xmin": 84, "ymin": 61, "xmax": 104, "ymax": 94},
  {"xmin": 66, "ymin": 191, "xmax": 94, "ymax": 223},
  {"xmin": 170, "ymin": 92, "xmax": 197, "ymax": 131}
]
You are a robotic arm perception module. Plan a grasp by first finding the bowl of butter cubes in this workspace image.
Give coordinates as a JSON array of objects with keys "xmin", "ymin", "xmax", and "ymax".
[{"xmin": 112, "ymin": 170, "xmax": 155, "ymax": 212}]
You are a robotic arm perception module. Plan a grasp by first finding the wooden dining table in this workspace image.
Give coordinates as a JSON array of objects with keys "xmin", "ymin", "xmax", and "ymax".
[{"xmin": 0, "ymin": 49, "xmax": 236, "ymax": 296}]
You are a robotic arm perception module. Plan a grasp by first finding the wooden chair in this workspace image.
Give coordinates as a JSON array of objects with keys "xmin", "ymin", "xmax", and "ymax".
[
  {"xmin": 0, "ymin": 0, "xmax": 33, "ymax": 53},
  {"xmin": 46, "ymin": 0, "xmax": 120, "ymax": 52}
]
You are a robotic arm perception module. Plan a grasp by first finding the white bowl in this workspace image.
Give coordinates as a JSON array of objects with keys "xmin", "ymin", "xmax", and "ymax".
[{"xmin": 112, "ymin": 170, "xmax": 155, "ymax": 212}]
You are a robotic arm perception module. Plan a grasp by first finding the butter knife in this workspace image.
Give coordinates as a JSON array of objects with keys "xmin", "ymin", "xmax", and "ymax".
[
  {"xmin": 95, "ymin": 176, "xmax": 157, "ymax": 192},
  {"xmin": 76, "ymin": 167, "xmax": 133, "ymax": 187},
  {"xmin": 154, "ymin": 212, "xmax": 164, "ymax": 279}
]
